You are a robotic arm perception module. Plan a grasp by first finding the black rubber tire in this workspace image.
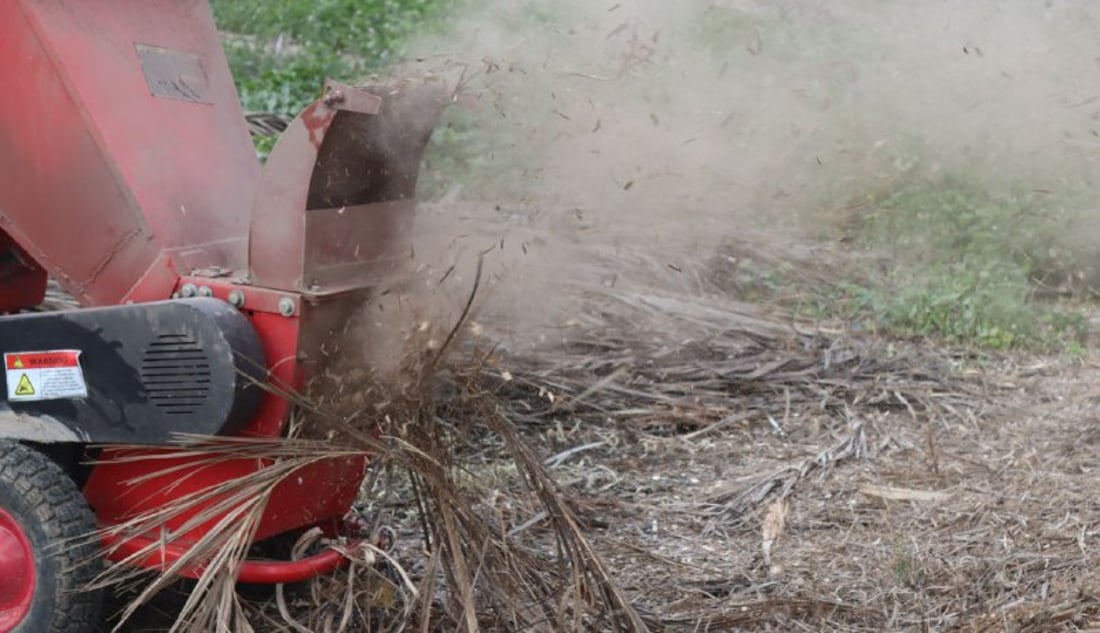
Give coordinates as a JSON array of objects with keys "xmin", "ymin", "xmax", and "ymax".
[{"xmin": 0, "ymin": 441, "xmax": 103, "ymax": 633}]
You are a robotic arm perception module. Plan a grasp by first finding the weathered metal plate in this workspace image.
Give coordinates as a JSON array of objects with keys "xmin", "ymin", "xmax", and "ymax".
[
  {"xmin": 135, "ymin": 42, "xmax": 210, "ymax": 104},
  {"xmin": 135, "ymin": 43, "xmax": 211, "ymax": 104}
]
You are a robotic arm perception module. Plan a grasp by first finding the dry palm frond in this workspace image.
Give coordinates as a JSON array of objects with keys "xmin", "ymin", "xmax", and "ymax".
[
  {"xmin": 701, "ymin": 414, "xmax": 868, "ymax": 531},
  {"xmin": 335, "ymin": 353, "xmax": 651, "ymax": 632},
  {"xmin": 481, "ymin": 410, "xmax": 651, "ymax": 633},
  {"xmin": 83, "ymin": 436, "xmax": 373, "ymax": 633},
  {"xmin": 85, "ymin": 284, "xmax": 650, "ymax": 633},
  {"xmin": 88, "ymin": 411, "xmax": 650, "ymax": 632},
  {"xmin": 484, "ymin": 277, "xmax": 979, "ymax": 438}
]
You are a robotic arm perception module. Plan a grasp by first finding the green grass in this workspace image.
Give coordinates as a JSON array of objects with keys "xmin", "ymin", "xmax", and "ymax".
[
  {"xmin": 212, "ymin": 0, "xmax": 454, "ymax": 114},
  {"xmin": 826, "ymin": 177, "xmax": 1089, "ymax": 351}
]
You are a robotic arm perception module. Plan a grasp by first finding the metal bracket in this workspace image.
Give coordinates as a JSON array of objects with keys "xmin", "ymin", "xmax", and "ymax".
[{"xmin": 321, "ymin": 79, "xmax": 382, "ymax": 115}]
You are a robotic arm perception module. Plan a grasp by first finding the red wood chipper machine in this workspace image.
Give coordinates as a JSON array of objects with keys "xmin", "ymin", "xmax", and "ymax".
[{"xmin": 0, "ymin": 1, "xmax": 445, "ymax": 630}]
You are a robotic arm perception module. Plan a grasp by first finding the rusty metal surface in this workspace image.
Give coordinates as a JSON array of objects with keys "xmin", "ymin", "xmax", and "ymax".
[
  {"xmin": 247, "ymin": 100, "xmax": 337, "ymax": 292},
  {"xmin": 249, "ymin": 81, "xmax": 448, "ymax": 295},
  {"xmin": 0, "ymin": 0, "xmax": 258, "ymax": 306},
  {"xmin": 301, "ymin": 200, "xmax": 415, "ymax": 291},
  {"xmin": 135, "ymin": 43, "xmax": 212, "ymax": 104}
]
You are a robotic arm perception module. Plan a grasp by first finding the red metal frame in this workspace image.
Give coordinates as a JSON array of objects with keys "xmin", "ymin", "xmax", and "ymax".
[
  {"xmin": 82, "ymin": 277, "xmax": 372, "ymax": 574},
  {"xmin": 0, "ymin": 0, "xmax": 444, "ymax": 584},
  {"xmin": 101, "ymin": 531, "xmax": 353, "ymax": 584}
]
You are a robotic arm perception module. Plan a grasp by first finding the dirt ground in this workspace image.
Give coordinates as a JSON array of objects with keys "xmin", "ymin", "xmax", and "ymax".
[
  {"xmin": 102, "ymin": 307, "xmax": 1100, "ymax": 633},
  {"xmin": 100, "ymin": 209, "xmax": 1100, "ymax": 632},
  {"xmin": 406, "ymin": 202, "xmax": 1100, "ymax": 631},
  {"xmin": 269, "ymin": 323, "xmax": 1094, "ymax": 633},
  {"xmin": 509, "ymin": 353, "xmax": 1100, "ymax": 632},
  {"xmin": 285, "ymin": 206, "xmax": 1100, "ymax": 632}
]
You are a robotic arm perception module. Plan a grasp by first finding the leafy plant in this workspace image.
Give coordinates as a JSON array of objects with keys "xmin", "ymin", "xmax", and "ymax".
[
  {"xmin": 212, "ymin": 0, "xmax": 453, "ymax": 114},
  {"xmin": 831, "ymin": 177, "xmax": 1089, "ymax": 350}
]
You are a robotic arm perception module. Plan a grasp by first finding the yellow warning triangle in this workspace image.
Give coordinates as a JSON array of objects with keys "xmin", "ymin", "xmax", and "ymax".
[
  {"xmin": 11, "ymin": 358, "xmax": 23, "ymax": 369},
  {"xmin": 15, "ymin": 374, "xmax": 35, "ymax": 396}
]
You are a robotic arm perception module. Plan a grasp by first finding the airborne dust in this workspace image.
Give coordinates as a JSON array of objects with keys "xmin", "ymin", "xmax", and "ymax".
[
  {"xmin": 361, "ymin": 0, "xmax": 1100, "ymax": 353},
  {"xmin": 303, "ymin": 3, "xmax": 1100, "ymax": 630}
]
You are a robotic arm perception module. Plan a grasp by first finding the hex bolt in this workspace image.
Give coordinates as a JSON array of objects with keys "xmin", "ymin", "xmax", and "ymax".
[
  {"xmin": 278, "ymin": 297, "xmax": 296, "ymax": 317},
  {"xmin": 198, "ymin": 286, "xmax": 214, "ymax": 297},
  {"xmin": 323, "ymin": 89, "xmax": 345, "ymax": 107},
  {"xmin": 227, "ymin": 290, "xmax": 246, "ymax": 308},
  {"xmin": 179, "ymin": 283, "xmax": 198, "ymax": 298}
]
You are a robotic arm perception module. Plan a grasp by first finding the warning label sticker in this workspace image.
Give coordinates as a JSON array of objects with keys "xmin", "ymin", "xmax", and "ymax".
[{"xmin": 4, "ymin": 350, "xmax": 88, "ymax": 402}]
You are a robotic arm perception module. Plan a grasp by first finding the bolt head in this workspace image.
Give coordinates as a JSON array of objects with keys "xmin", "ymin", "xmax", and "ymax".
[
  {"xmin": 323, "ymin": 89, "xmax": 345, "ymax": 106},
  {"xmin": 179, "ymin": 283, "xmax": 198, "ymax": 298},
  {"xmin": 198, "ymin": 286, "xmax": 214, "ymax": 297},
  {"xmin": 278, "ymin": 297, "xmax": 296, "ymax": 317},
  {"xmin": 228, "ymin": 290, "xmax": 246, "ymax": 308}
]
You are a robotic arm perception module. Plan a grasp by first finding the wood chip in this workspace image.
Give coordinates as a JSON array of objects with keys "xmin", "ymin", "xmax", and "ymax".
[{"xmin": 857, "ymin": 483, "xmax": 951, "ymax": 502}]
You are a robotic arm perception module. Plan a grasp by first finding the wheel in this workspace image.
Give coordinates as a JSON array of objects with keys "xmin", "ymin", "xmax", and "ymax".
[{"xmin": 0, "ymin": 441, "xmax": 103, "ymax": 633}]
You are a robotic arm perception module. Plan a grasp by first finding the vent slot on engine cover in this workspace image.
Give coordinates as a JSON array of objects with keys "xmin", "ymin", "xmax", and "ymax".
[{"xmin": 140, "ymin": 333, "xmax": 211, "ymax": 416}]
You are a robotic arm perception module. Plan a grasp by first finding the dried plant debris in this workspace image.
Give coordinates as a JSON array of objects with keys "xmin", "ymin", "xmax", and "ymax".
[
  {"xmin": 91, "ymin": 315, "xmax": 653, "ymax": 632},
  {"xmin": 83, "ymin": 235, "xmax": 1098, "ymax": 633},
  {"xmin": 484, "ymin": 280, "xmax": 981, "ymax": 439},
  {"xmin": 85, "ymin": 437, "xmax": 376, "ymax": 633}
]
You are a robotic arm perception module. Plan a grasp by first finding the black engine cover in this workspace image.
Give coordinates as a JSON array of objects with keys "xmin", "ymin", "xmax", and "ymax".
[{"xmin": 0, "ymin": 298, "xmax": 265, "ymax": 444}]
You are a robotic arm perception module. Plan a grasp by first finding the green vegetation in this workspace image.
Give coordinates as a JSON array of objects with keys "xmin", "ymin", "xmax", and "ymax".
[
  {"xmin": 211, "ymin": 0, "xmax": 452, "ymax": 114},
  {"xmin": 828, "ymin": 177, "xmax": 1090, "ymax": 351}
]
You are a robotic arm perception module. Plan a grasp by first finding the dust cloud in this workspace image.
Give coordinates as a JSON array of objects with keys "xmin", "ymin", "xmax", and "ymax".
[{"xmin": 372, "ymin": 0, "xmax": 1100, "ymax": 352}]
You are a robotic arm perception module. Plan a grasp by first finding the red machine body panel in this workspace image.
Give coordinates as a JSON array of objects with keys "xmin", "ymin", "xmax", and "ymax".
[
  {"xmin": 0, "ymin": 0, "xmax": 257, "ymax": 306},
  {"xmin": 0, "ymin": 0, "xmax": 445, "ymax": 584}
]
